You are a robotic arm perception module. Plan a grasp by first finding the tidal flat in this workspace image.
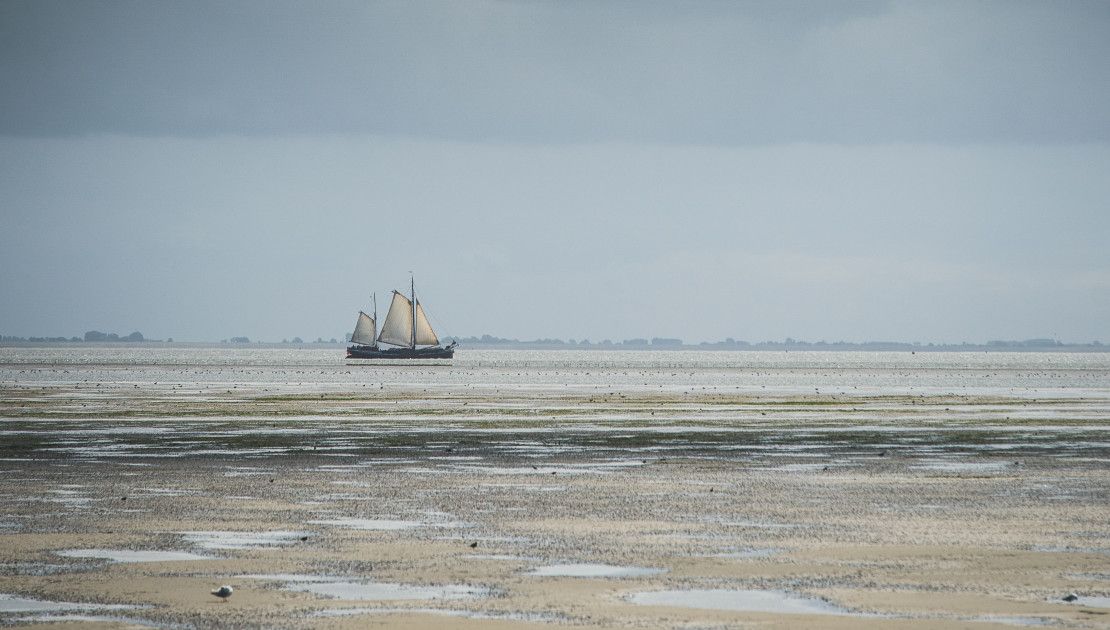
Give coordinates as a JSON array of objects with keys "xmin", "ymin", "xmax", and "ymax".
[{"xmin": 0, "ymin": 347, "xmax": 1108, "ymax": 628}]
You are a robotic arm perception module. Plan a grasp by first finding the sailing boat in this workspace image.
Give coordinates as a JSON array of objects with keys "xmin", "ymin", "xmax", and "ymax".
[{"xmin": 346, "ymin": 278, "xmax": 457, "ymax": 359}]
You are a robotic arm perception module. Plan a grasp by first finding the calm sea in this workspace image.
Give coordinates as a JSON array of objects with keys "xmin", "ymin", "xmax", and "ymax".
[{"xmin": 2, "ymin": 347, "xmax": 1108, "ymax": 397}]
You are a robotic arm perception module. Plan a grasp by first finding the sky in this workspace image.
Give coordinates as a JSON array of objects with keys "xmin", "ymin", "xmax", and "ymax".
[{"xmin": 1, "ymin": 0, "xmax": 1108, "ymax": 344}]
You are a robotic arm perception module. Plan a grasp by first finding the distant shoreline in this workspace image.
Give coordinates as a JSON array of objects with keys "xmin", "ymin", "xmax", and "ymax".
[{"xmin": 0, "ymin": 340, "xmax": 1107, "ymax": 352}]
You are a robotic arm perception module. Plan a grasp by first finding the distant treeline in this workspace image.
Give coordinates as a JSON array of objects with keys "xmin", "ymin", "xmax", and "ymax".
[
  {"xmin": 1, "ymin": 335, "xmax": 84, "ymax": 343},
  {"xmin": 1, "ymin": 331, "xmax": 157, "ymax": 343},
  {"xmin": 84, "ymin": 330, "xmax": 146, "ymax": 342},
  {"xmin": 2, "ymin": 334, "xmax": 342, "ymax": 345},
  {"xmin": 446, "ymin": 335, "xmax": 1106, "ymax": 351}
]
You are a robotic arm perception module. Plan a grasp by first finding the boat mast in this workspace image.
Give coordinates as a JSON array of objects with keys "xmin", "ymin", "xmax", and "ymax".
[
  {"xmin": 372, "ymin": 292, "xmax": 377, "ymax": 349},
  {"xmin": 410, "ymin": 275, "xmax": 416, "ymax": 349}
]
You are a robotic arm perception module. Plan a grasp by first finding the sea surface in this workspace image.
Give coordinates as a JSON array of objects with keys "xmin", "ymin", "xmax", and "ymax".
[
  {"xmin": 2, "ymin": 346, "xmax": 1107, "ymax": 467},
  {"xmin": 3, "ymin": 346, "xmax": 1109, "ymax": 395}
]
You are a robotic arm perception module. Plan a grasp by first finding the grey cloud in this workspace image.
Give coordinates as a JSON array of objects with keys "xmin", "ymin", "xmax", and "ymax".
[{"xmin": 1, "ymin": 0, "xmax": 1108, "ymax": 143}]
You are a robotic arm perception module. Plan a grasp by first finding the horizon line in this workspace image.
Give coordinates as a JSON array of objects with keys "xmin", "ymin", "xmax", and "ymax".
[{"xmin": 2, "ymin": 333, "xmax": 1105, "ymax": 349}]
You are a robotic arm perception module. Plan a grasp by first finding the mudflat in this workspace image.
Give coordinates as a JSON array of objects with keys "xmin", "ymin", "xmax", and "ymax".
[{"xmin": 1, "ymin": 348, "xmax": 1108, "ymax": 628}]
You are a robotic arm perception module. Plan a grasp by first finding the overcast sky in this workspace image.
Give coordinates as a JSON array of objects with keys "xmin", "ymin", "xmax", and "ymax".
[{"xmin": 2, "ymin": 0, "xmax": 1108, "ymax": 343}]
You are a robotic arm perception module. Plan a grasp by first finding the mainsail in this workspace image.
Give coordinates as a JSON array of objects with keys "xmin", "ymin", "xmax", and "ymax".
[
  {"xmin": 414, "ymin": 301, "xmax": 439, "ymax": 346},
  {"xmin": 350, "ymin": 311, "xmax": 376, "ymax": 345},
  {"xmin": 375, "ymin": 290, "xmax": 441, "ymax": 348},
  {"xmin": 377, "ymin": 291, "xmax": 414, "ymax": 347}
]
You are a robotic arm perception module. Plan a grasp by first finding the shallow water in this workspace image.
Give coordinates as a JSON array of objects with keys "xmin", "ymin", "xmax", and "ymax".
[
  {"xmin": 629, "ymin": 589, "xmax": 848, "ymax": 614},
  {"xmin": 57, "ymin": 549, "xmax": 211, "ymax": 563},
  {"xmin": 0, "ymin": 593, "xmax": 135, "ymax": 613},
  {"xmin": 5, "ymin": 614, "xmax": 161, "ymax": 628},
  {"xmin": 4, "ymin": 347, "xmax": 1109, "ymax": 396},
  {"xmin": 1072, "ymin": 596, "xmax": 1110, "ymax": 608}
]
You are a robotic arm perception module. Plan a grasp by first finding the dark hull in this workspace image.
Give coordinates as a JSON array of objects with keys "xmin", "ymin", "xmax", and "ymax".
[{"xmin": 346, "ymin": 345, "xmax": 455, "ymax": 359}]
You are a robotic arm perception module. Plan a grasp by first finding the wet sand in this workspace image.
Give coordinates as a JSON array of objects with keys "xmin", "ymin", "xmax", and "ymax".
[{"xmin": 1, "ymin": 349, "xmax": 1108, "ymax": 628}]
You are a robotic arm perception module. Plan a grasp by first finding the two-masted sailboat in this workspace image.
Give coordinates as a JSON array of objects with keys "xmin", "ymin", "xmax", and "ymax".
[{"xmin": 346, "ymin": 279, "xmax": 456, "ymax": 359}]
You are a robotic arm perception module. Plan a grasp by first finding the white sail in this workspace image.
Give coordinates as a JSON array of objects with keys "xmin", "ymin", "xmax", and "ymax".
[
  {"xmin": 377, "ymin": 291, "xmax": 414, "ymax": 347},
  {"xmin": 414, "ymin": 301, "xmax": 439, "ymax": 346},
  {"xmin": 350, "ymin": 311, "xmax": 376, "ymax": 345}
]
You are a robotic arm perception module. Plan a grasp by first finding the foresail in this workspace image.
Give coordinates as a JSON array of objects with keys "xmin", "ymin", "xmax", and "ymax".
[
  {"xmin": 351, "ymin": 311, "xmax": 376, "ymax": 345},
  {"xmin": 414, "ymin": 301, "xmax": 439, "ymax": 346},
  {"xmin": 377, "ymin": 291, "xmax": 414, "ymax": 347}
]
